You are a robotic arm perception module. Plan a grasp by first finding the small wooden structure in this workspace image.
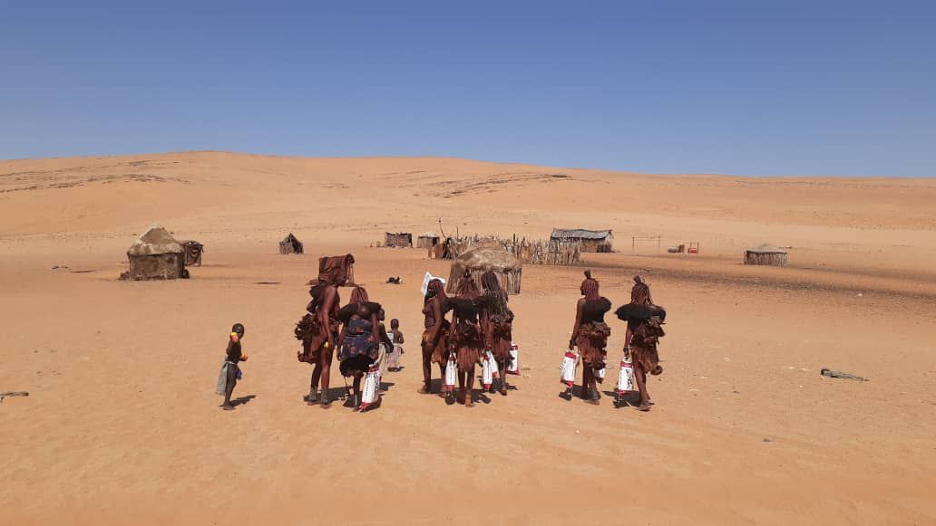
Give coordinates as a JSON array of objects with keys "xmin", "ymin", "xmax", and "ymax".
[
  {"xmin": 631, "ymin": 235, "xmax": 662, "ymax": 252},
  {"xmin": 279, "ymin": 233, "xmax": 304, "ymax": 255},
  {"xmin": 417, "ymin": 232, "xmax": 440, "ymax": 249},
  {"xmin": 180, "ymin": 240, "xmax": 204, "ymax": 266},
  {"xmin": 744, "ymin": 244, "xmax": 788, "ymax": 267},
  {"xmin": 447, "ymin": 243, "xmax": 523, "ymax": 295},
  {"xmin": 513, "ymin": 238, "xmax": 582, "ymax": 266},
  {"xmin": 384, "ymin": 232, "xmax": 413, "ymax": 248},
  {"xmin": 667, "ymin": 241, "xmax": 700, "ymax": 255},
  {"xmin": 126, "ymin": 225, "xmax": 186, "ymax": 280},
  {"xmin": 551, "ymin": 229, "xmax": 613, "ymax": 253},
  {"xmin": 667, "ymin": 244, "xmax": 685, "ymax": 254}
]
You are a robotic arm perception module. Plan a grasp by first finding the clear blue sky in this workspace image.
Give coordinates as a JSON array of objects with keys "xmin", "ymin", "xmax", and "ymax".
[{"xmin": 2, "ymin": 1, "xmax": 934, "ymax": 176}]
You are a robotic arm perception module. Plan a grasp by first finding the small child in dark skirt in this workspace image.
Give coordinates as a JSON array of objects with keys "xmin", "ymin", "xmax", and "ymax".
[{"xmin": 217, "ymin": 323, "xmax": 248, "ymax": 410}]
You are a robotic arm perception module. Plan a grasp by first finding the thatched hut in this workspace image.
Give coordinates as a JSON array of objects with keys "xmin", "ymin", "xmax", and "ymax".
[
  {"xmin": 126, "ymin": 225, "xmax": 186, "ymax": 280},
  {"xmin": 550, "ymin": 229, "xmax": 613, "ymax": 252},
  {"xmin": 446, "ymin": 244, "xmax": 523, "ymax": 295},
  {"xmin": 279, "ymin": 233, "xmax": 304, "ymax": 255},
  {"xmin": 744, "ymin": 244, "xmax": 788, "ymax": 267},
  {"xmin": 180, "ymin": 240, "xmax": 204, "ymax": 266},
  {"xmin": 384, "ymin": 232, "xmax": 413, "ymax": 248},
  {"xmin": 417, "ymin": 232, "xmax": 440, "ymax": 249}
]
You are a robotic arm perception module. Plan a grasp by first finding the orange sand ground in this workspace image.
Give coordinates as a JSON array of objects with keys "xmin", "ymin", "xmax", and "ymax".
[{"xmin": 1, "ymin": 152, "xmax": 934, "ymax": 525}]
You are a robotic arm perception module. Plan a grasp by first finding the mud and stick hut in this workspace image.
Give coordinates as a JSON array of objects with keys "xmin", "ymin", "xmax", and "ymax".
[
  {"xmin": 179, "ymin": 240, "xmax": 204, "ymax": 266},
  {"xmin": 384, "ymin": 232, "xmax": 413, "ymax": 248},
  {"xmin": 550, "ymin": 229, "xmax": 613, "ymax": 253},
  {"xmin": 125, "ymin": 225, "xmax": 186, "ymax": 280},
  {"xmin": 279, "ymin": 233, "xmax": 304, "ymax": 255},
  {"xmin": 447, "ymin": 243, "xmax": 523, "ymax": 295},
  {"xmin": 744, "ymin": 244, "xmax": 788, "ymax": 267},
  {"xmin": 417, "ymin": 232, "xmax": 440, "ymax": 249}
]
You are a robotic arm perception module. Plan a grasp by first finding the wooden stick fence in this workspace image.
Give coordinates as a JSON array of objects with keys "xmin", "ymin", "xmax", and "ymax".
[
  {"xmin": 631, "ymin": 235, "xmax": 662, "ymax": 252},
  {"xmin": 443, "ymin": 234, "xmax": 582, "ymax": 266}
]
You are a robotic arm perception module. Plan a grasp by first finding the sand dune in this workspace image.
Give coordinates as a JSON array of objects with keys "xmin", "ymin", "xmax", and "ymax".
[{"xmin": 1, "ymin": 152, "xmax": 934, "ymax": 524}]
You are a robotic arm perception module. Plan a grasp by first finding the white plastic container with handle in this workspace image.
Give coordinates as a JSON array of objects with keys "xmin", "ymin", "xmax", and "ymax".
[
  {"xmin": 481, "ymin": 351, "xmax": 495, "ymax": 389},
  {"xmin": 507, "ymin": 343, "xmax": 520, "ymax": 375},
  {"xmin": 560, "ymin": 350, "xmax": 578, "ymax": 387},
  {"xmin": 444, "ymin": 355, "xmax": 457, "ymax": 392},
  {"xmin": 616, "ymin": 358, "xmax": 636, "ymax": 394},
  {"xmin": 361, "ymin": 364, "xmax": 381, "ymax": 410}
]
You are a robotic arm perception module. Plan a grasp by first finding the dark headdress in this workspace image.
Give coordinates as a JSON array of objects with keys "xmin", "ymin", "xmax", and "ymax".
[
  {"xmin": 580, "ymin": 270, "xmax": 600, "ymax": 301},
  {"xmin": 630, "ymin": 275, "xmax": 651, "ymax": 305},
  {"xmin": 480, "ymin": 270, "xmax": 510, "ymax": 317},
  {"xmin": 616, "ymin": 276, "xmax": 665, "ymax": 322}
]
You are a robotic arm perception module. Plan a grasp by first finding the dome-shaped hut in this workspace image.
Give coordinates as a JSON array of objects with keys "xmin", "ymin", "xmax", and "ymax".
[
  {"xmin": 126, "ymin": 225, "xmax": 186, "ymax": 280},
  {"xmin": 446, "ymin": 243, "xmax": 522, "ymax": 295}
]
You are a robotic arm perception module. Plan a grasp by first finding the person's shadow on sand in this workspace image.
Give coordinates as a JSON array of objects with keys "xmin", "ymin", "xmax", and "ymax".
[
  {"xmin": 231, "ymin": 394, "xmax": 256, "ymax": 407},
  {"xmin": 606, "ymin": 390, "xmax": 640, "ymax": 408},
  {"xmin": 558, "ymin": 385, "xmax": 579, "ymax": 401}
]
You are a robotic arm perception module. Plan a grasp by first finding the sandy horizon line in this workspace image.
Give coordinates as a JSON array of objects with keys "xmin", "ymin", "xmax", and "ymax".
[{"xmin": 3, "ymin": 148, "xmax": 930, "ymax": 180}]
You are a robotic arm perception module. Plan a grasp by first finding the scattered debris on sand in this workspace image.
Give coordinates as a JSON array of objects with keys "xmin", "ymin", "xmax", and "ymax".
[
  {"xmin": 820, "ymin": 368, "xmax": 868, "ymax": 381},
  {"xmin": 0, "ymin": 391, "xmax": 29, "ymax": 402}
]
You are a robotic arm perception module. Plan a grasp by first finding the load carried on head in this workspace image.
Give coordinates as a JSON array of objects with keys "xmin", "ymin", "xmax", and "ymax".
[
  {"xmin": 313, "ymin": 254, "xmax": 356, "ymax": 287},
  {"xmin": 123, "ymin": 225, "xmax": 187, "ymax": 280}
]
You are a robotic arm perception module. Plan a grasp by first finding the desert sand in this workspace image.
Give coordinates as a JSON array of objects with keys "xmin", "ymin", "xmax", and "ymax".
[{"xmin": 1, "ymin": 151, "xmax": 934, "ymax": 525}]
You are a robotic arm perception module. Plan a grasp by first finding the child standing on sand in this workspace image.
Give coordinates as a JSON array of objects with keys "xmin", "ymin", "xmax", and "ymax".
[
  {"xmin": 217, "ymin": 323, "xmax": 248, "ymax": 410},
  {"xmin": 387, "ymin": 319, "xmax": 405, "ymax": 372}
]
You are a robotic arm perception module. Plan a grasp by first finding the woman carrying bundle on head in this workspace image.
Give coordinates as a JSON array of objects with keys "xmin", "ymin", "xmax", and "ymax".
[
  {"xmin": 337, "ymin": 286, "xmax": 382, "ymax": 411},
  {"xmin": 296, "ymin": 272, "xmax": 345, "ymax": 407},
  {"xmin": 450, "ymin": 270, "xmax": 485, "ymax": 408},
  {"xmin": 569, "ymin": 270, "xmax": 612, "ymax": 405},
  {"xmin": 420, "ymin": 279, "xmax": 450, "ymax": 395},
  {"xmin": 480, "ymin": 270, "xmax": 514, "ymax": 396},
  {"xmin": 616, "ymin": 276, "xmax": 666, "ymax": 412}
]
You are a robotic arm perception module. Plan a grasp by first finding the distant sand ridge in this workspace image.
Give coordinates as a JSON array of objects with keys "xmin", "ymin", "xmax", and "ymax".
[{"xmin": 1, "ymin": 151, "xmax": 934, "ymax": 524}]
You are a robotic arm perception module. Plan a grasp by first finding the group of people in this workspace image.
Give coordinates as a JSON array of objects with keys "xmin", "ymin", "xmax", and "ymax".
[
  {"xmin": 217, "ymin": 253, "xmax": 666, "ymax": 413},
  {"xmin": 569, "ymin": 271, "xmax": 666, "ymax": 411},
  {"xmin": 420, "ymin": 270, "xmax": 515, "ymax": 407},
  {"xmin": 293, "ymin": 255, "xmax": 406, "ymax": 410}
]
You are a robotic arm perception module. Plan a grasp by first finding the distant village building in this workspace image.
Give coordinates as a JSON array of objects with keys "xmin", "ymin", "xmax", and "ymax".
[
  {"xmin": 744, "ymin": 244, "xmax": 788, "ymax": 267},
  {"xmin": 550, "ymin": 229, "xmax": 613, "ymax": 253},
  {"xmin": 125, "ymin": 225, "xmax": 186, "ymax": 280},
  {"xmin": 447, "ymin": 243, "xmax": 523, "ymax": 295},
  {"xmin": 179, "ymin": 240, "xmax": 204, "ymax": 266},
  {"xmin": 417, "ymin": 232, "xmax": 440, "ymax": 249},
  {"xmin": 384, "ymin": 232, "xmax": 413, "ymax": 248},
  {"xmin": 279, "ymin": 233, "xmax": 304, "ymax": 255},
  {"xmin": 418, "ymin": 232, "xmax": 442, "ymax": 259}
]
